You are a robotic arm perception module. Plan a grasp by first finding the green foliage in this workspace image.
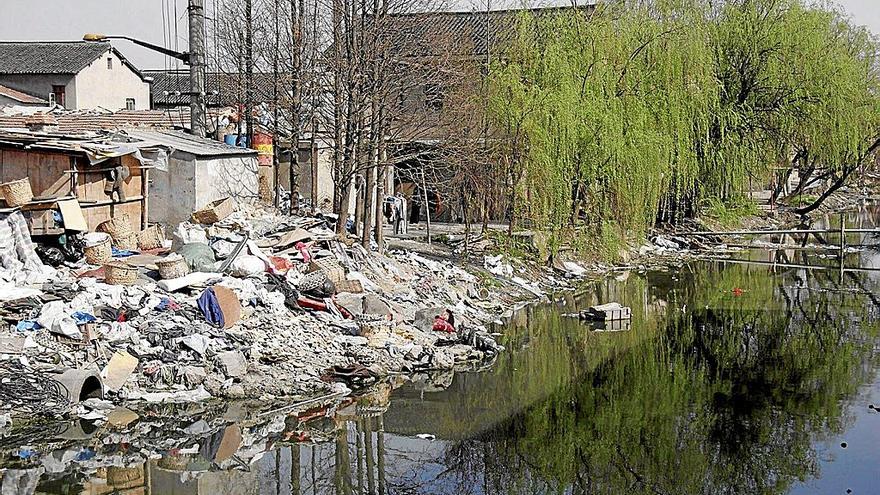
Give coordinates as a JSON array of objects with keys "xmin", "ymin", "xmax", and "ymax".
[
  {"xmin": 784, "ymin": 193, "xmax": 820, "ymax": 207},
  {"xmin": 702, "ymin": 195, "xmax": 761, "ymax": 227},
  {"xmin": 487, "ymin": 0, "xmax": 880, "ymax": 247}
]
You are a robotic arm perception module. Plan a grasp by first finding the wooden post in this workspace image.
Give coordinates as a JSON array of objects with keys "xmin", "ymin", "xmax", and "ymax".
[
  {"xmin": 141, "ymin": 167, "xmax": 149, "ymax": 229},
  {"xmin": 839, "ymin": 213, "xmax": 846, "ymax": 259},
  {"xmin": 422, "ymin": 167, "xmax": 431, "ymax": 245}
]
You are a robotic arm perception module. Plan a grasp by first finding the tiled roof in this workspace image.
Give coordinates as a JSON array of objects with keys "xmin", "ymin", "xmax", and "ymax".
[
  {"xmin": 0, "ymin": 41, "xmax": 112, "ymax": 74},
  {"xmin": 387, "ymin": 5, "xmax": 594, "ymax": 57},
  {"xmin": 0, "ymin": 83, "xmax": 47, "ymax": 104},
  {"xmin": 0, "ymin": 109, "xmax": 191, "ymax": 133},
  {"xmin": 145, "ymin": 70, "xmax": 277, "ymax": 107}
]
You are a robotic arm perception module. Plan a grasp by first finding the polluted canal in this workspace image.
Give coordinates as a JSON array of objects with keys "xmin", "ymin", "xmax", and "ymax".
[{"xmin": 4, "ymin": 227, "xmax": 880, "ymax": 494}]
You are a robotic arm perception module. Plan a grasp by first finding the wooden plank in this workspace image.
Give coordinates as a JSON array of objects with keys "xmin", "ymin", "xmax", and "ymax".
[
  {"xmin": 37, "ymin": 152, "xmax": 69, "ymax": 198},
  {"xmin": 79, "ymin": 196, "xmax": 145, "ymax": 207},
  {"xmin": 0, "ymin": 150, "xmax": 29, "ymax": 183}
]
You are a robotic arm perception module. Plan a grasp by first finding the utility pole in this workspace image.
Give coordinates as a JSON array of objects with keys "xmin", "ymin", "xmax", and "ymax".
[
  {"xmin": 245, "ymin": 0, "xmax": 254, "ymax": 147},
  {"xmin": 188, "ymin": 0, "xmax": 207, "ymax": 138}
]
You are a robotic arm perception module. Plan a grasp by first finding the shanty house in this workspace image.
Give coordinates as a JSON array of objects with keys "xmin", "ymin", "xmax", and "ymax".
[
  {"xmin": 0, "ymin": 128, "xmax": 152, "ymax": 236},
  {"xmin": 122, "ymin": 128, "xmax": 260, "ymax": 227},
  {"xmin": 0, "ymin": 41, "xmax": 151, "ymax": 111}
]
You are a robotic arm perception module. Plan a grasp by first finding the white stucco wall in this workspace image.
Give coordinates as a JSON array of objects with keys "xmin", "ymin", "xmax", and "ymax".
[
  {"xmin": 73, "ymin": 49, "xmax": 150, "ymax": 110},
  {"xmin": 147, "ymin": 153, "xmax": 198, "ymax": 226},
  {"xmin": 194, "ymin": 155, "xmax": 260, "ymax": 210},
  {"xmin": 148, "ymin": 152, "xmax": 259, "ymax": 227}
]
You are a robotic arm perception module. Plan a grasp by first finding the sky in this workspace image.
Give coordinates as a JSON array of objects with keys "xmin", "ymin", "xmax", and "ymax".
[{"xmin": 0, "ymin": 0, "xmax": 878, "ymax": 71}]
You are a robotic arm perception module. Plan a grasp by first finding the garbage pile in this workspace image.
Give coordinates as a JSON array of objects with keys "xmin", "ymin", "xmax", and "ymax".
[{"xmin": 0, "ymin": 200, "xmax": 512, "ymax": 420}]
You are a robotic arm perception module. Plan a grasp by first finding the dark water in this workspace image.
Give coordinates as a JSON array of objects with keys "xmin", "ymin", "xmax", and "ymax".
[{"xmin": 4, "ymin": 211, "xmax": 880, "ymax": 494}]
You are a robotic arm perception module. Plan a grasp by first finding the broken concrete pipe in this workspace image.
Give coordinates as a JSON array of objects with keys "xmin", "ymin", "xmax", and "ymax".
[{"xmin": 48, "ymin": 368, "xmax": 104, "ymax": 403}]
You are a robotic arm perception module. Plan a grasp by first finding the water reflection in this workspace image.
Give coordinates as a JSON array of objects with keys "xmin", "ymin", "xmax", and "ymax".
[{"xmin": 3, "ymin": 256, "xmax": 880, "ymax": 494}]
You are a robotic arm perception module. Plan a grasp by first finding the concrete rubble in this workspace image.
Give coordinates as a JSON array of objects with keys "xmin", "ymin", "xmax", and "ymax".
[{"xmin": 0, "ymin": 202, "xmax": 558, "ymax": 421}]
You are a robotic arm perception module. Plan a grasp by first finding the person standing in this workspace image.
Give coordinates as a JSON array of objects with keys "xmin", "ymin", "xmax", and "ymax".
[
  {"xmin": 391, "ymin": 194, "xmax": 403, "ymax": 235},
  {"xmin": 396, "ymin": 192, "xmax": 409, "ymax": 234}
]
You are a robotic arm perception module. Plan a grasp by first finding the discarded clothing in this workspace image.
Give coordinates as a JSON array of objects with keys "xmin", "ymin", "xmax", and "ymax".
[
  {"xmin": 15, "ymin": 321, "xmax": 40, "ymax": 331},
  {"xmin": 197, "ymin": 287, "xmax": 225, "ymax": 328},
  {"xmin": 265, "ymin": 273, "xmax": 301, "ymax": 310},
  {"xmin": 111, "ymin": 247, "xmax": 138, "ymax": 258},
  {"xmin": 432, "ymin": 315, "xmax": 455, "ymax": 333},
  {"xmin": 155, "ymin": 298, "xmax": 181, "ymax": 312},
  {"xmin": 71, "ymin": 312, "xmax": 97, "ymax": 325}
]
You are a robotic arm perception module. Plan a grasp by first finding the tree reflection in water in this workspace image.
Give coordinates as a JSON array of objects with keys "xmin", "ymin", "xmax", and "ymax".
[
  {"xmin": 24, "ymin": 260, "xmax": 880, "ymax": 495},
  {"xmin": 323, "ymin": 262, "xmax": 880, "ymax": 495}
]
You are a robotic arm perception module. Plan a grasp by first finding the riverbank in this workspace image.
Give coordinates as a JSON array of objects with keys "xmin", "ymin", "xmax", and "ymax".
[{"xmin": 0, "ymin": 204, "xmax": 583, "ymax": 425}]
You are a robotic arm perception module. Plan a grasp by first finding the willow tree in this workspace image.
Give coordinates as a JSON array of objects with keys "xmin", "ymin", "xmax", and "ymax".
[
  {"xmin": 487, "ymin": 0, "xmax": 880, "ymax": 247},
  {"xmin": 489, "ymin": 1, "xmax": 718, "ymax": 238},
  {"xmin": 709, "ymin": 0, "xmax": 880, "ymax": 216}
]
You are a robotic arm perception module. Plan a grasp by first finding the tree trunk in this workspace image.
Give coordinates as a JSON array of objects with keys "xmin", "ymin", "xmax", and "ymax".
[
  {"xmin": 289, "ymin": 0, "xmax": 303, "ymax": 213},
  {"xmin": 332, "ymin": 0, "xmax": 345, "ymax": 220},
  {"xmin": 373, "ymin": 114, "xmax": 387, "ymax": 252}
]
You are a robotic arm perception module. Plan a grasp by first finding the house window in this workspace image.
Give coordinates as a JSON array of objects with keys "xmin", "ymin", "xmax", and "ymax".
[
  {"xmin": 425, "ymin": 83, "xmax": 444, "ymax": 111},
  {"xmin": 125, "ymin": 98, "xmax": 136, "ymax": 110},
  {"xmin": 107, "ymin": 58, "xmax": 113, "ymax": 69},
  {"xmin": 51, "ymin": 85, "xmax": 65, "ymax": 107}
]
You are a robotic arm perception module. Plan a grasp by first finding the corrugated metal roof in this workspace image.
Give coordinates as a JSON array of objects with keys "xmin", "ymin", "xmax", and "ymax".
[
  {"xmin": 0, "ymin": 83, "xmax": 47, "ymax": 104},
  {"xmin": 0, "ymin": 41, "xmax": 112, "ymax": 74},
  {"xmin": 122, "ymin": 128, "xmax": 257, "ymax": 157}
]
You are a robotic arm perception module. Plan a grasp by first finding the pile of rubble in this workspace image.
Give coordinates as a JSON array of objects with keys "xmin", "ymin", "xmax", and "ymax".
[{"xmin": 0, "ymin": 200, "xmax": 520, "ymax": 421}]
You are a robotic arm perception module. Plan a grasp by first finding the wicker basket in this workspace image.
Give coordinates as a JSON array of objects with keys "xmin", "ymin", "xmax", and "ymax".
[
  {"xmin": 137, "ymin": 225, "xmax": 165, "ymax": 250},
  {"xmin": 192, "ymin": 197, "xmax": 234, "ymax": 225},
  {"xmin": 112, "ymin": 232, "xmax": 138, "ymax": 250},
  {"xmin": 97, "ymin": 214, "xmax": 134, "ymax": 239},
  {"xmin": 0, "ymin": 178, "xmax": 33, "ymax": 207},
  {"xmin": 308, "ymin": 258, "xmax": 346, "ymax": 286},
  {"xmin": 104, "ymin": 262, "xmax": 139, "ymax": 285},
  {"xmin": 83, "ymin": 234, "xmax": 112, "ymax": 265},
  {"xmin": 156, "ymin": 255, "xmax": 190, "ymax": 279}
]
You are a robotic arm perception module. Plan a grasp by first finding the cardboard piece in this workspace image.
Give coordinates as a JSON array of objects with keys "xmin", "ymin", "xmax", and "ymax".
[
  {"xmin": 101, "ymin": 351, "xmax": 139, "ymax": 392},
  {"xmin": 56, "ymin": 198, "xmax": 88, "ymax": 231},
  {"xmin": 213, "ymin": 286, "xmax": 242, "ymax": 329},
  {"xmin": 256, "ymin": 228, "xmax": 313, "ymax": 249}
]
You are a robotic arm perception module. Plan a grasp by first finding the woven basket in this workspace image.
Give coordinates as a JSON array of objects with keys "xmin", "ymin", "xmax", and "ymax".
[
  {"xmin": 105, "ymin": 262, "xmax": 138, "ymax": 285},
  {"xmin": 0, "ymin": 178, "xmax": 33, "ymax": 207},
  {"xmin": 192, "ymin": 197, "xmax": 234, "ymax": 225},
  {"xmin": 308, "ymin": 258, "xmax": 346, "ymax": 286},
  {"xmin": 156, "ymin": 256, "xmax": 190, "ymax": 279},
  {"xmin": 112, "ymin": 233, "xmax": 138, "ymax": 251},
  {"xmin": 97, "ymin": 214, "xmax": 134, "ymax": 239},
  {"xmin": 84, "ymin": 235, "xmax": 112, "ymax": 265},
  {"xmin": 137, "ymin": 225, "xmax": 165, "ymax": 250}
]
